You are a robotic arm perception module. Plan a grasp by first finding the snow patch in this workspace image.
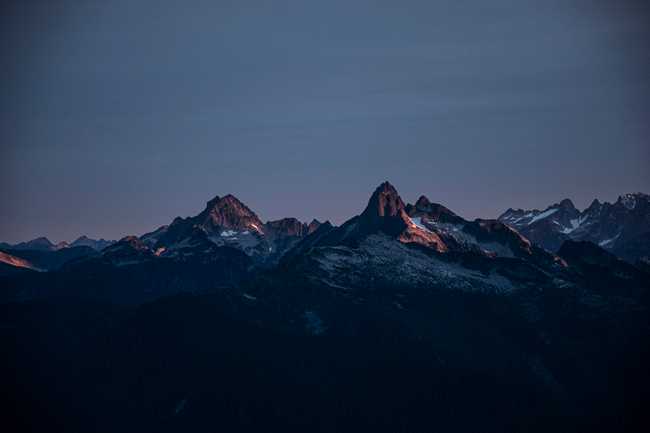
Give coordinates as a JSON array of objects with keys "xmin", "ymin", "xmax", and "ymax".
[
  {"xmin": 528, "ymin": 208, "xmax": 558, "ymax": 224},
  {"xmin": 599, "ymin": 233, "xmax": 620, "ymax": 248},
  {"xmin": 620, "ymin": 194, "xmax": 637, "ymax": 210},
  {"xmin": 560, "ymin": 218, "xmax": 580, "ymax": 234},
  {"xmin": 510, "ymin": 212, "xmax": 535, "ymax": 224},
  {"xmin": 409, "ymin": 217, "xmax": 433, "ymax": 232},
  {"xmin": 313, "ymin": 235, "xmax": 515, "ymax": 294},
  {"xmin": 425, "ymin": 221, "xmax": 515, "ymax": 258}
]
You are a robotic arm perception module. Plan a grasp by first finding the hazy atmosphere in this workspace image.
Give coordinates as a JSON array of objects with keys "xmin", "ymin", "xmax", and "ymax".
[{"xmin": 2, "ymin": 0, "xmax": 649, "ymax": 243}]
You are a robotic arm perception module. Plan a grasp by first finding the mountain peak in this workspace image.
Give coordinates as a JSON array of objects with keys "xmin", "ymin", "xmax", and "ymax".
[
  {"xmin": 585, "ymin": 198, "xmax": 602, "ymax": 213},
  {"xmin": 354, "ymin": 181, "xmax": 414, "ymax": 238},
  {"xmin": 362, "ymin": 181, "xmax": 405, "ymax": 219},
  {"xmin": 204, "ymin": 193, "xmax": 245, "ymax": 207},
  {"xmin": 120, "ymin": 235, "xmax": 142, "ymax": 244},
  {"xmin": 201, "ymin": 193, "xmax": 263, "ymax": 231},
  {"xmin": 406, "ymin": 196, "xmax": 462, "ymax": 224},
  {"xmin": 307, "ymin": 219, "xmax": 322, "ymax": 234},
  {"xmin": 101, "ymin": 236, "xmax": 153, "ymax": 265},
  {"xmin": 617, "ymin": 192, "xmax": 649, "ymax": 210},
  {"xmin": 69, "ymin": 236, "xmax": 115, "ymax": 251},
  {"xmin": 415, "ymin": 195, "xmax": 431, "ymax": 208},
  {"xmin": 10, "ymin": 237, "xmax": 56, "ymax": 251},
  {"xmin": 221, "ymin": 193, "xmax": 241, "ymax": 203},
  {"xmin": 32, "ymin": 236, "xmax": 52, "ymax": 243},
  {"xmin": 54, "ymin": 241, "xmax": 69, "ymax": 250},
  {"xmin": 558, "ymin": 198, "xmax": 576, "ymax": 210},
  {"xmin": 265, "ymin": 218, "xmax": 305, "ymax": 237}
]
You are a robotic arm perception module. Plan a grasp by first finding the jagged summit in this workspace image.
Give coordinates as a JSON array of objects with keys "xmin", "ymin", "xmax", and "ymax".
[
  {"xmin": 103, "ymin": 235, "xmax": 151, "ymax": 257},
  {"xmin": 200, "ymin": 194, "xmax": 264, "ymax": 232},
  {"xmin": 586, "ymin": 198, "xmax": 601, "ymax": 211},
  {"xmin": 305, "ymin": 181, "xmax": 544, "ymax": 257},
  {"xmin": 307, "ymin": 219, "xmax": 322, "ymax": 234},
  {"xmin": 358, "ymin": 181, "xmax": 410, "ymax": 237},
  {"xmin": 309, "ymin": 182, "xmax": 447, "ymax": 251},
  {"xmin": 11, "ymin": 237, "xmax": 56, "ymax": 251},
  {"xmin": 115, "ymin": 235, "xmax": 148, "ymax": 248},
  {"xmin": 406, "ymin": 195, "xmax": 461, "ymax": 224},
  {"xmin": 152, "ymin": 192, "xmax": 268, "ymax": 258},
  {"xmin": 617, "ymin": 192, "xmax": 649, "ymax": 210},
  {"xmin": 415, "ymin": 195, "xmax": 431, "ymax": 207},
  {"xmin": 143, "ymin": 192, "xmax": 323, "ymax": 262},
  {"xmin": 266, "ymin": 218, "xmax": 307, "ymax": 237},
  {"xmin": 499, "ymin": 192, "xmax": 650, "ymax": 261},
  {"xmin": 100, "ymin": 235, "xmax": 154, "ymax": 266},
  {"xmin": 558, "ymin": 198, "xmax": 576, "ymax": 210},
  {"xmin": 361, "ymin": 181, "xmax": 405, "ymax": 216},
  {"xmin": 69, "ymin": 236, "xmax": 115, "ymax": 251},
  {"xmin": 7, "ymin": 185, "xmax": 644, "ymax": 269}
]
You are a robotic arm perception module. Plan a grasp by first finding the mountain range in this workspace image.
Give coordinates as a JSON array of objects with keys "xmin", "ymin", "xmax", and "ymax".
[
  {"xmin": 2, "ymin": 182, "xmax": 649, "ymax": 432},
  {"xmin": 4, "ymin": 188, "xmax": 647, "ymax": 270},
  {"xmin": 0, "ymin": 235, "xmax": 114, "ymax": 252},
  {"xmin": 499, "ymin": 192, "xmax": 650, "ymax": 262},
  {"xmin": 2, "ymin": 180, "xmax": 648, "ymax": 324}
]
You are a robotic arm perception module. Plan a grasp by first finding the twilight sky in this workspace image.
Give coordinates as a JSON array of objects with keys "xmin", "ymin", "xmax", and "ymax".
[{"xmin": 1, "ymin": 0, "xmax": 649, "ymax": 243}]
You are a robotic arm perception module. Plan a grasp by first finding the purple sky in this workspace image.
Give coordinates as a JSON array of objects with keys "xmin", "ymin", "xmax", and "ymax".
[{"xmin": 1, "ymin": 0, "xmax": 649, "ymax": 243}]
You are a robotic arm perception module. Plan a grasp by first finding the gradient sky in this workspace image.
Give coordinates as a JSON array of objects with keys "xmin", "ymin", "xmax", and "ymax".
[{"xmin": 1, "ymin": 0, "xmax": 649, "ymax": 243}]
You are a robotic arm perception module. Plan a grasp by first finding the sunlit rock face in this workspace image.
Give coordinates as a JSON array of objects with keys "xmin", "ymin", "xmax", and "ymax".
[
  {"xmin": 200, "ymin": 194, "xmax": 266, "ymax": 233},
  {"xmin": 309, "ymin": 182, "xmax": 448, "ymax": 252},
  {"xmin": 0, "ymin": 250, "xmax": 41, "ymax": 272}
]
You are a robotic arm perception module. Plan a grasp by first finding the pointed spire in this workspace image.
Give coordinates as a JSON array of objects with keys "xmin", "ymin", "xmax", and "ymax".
[
  {"xmin": 357, "ymin": 181, "xmax": 410, "ymax": 237},
  {"xmin": 586, "ymin": 198, "xmax": 601, "ymax": 212},
  {"xmin": 559, "ymin": 198, "xmax": 576, "ymax": 210},
  {"xmin": 307, "ymin": 219, "xmax": 322, "ymax": 234},
  {"xmin": 361, "ymin": 181, "xmax": 406, "ymax": 219},
  {"xmin": 415, "ymin": 195, "xmax": 432, "ymax": 208}
]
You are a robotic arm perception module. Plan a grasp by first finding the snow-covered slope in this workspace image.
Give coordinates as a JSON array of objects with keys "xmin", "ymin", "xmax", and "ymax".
[{"xmin": 299, "ymin": 234, "xmax": 516, "ymax": 294}]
